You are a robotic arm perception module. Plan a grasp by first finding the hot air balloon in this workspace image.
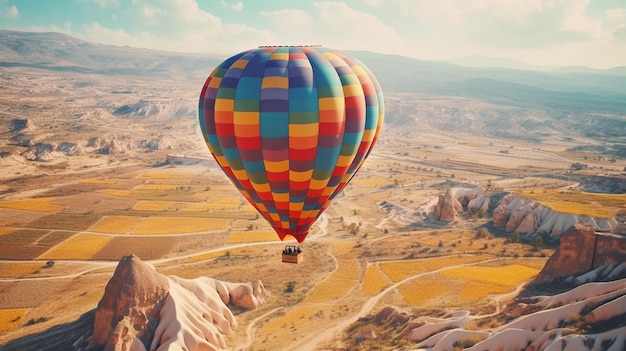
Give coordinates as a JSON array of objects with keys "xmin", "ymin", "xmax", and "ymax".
[{"xmin": 198, "ymin": 46, "xmax": 384, "ymax": 252}]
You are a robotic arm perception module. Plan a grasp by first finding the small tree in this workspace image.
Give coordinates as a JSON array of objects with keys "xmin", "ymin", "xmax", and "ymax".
[{"xmin": 532, "ymin": 236, "xmax": 543, "ymax": 250}]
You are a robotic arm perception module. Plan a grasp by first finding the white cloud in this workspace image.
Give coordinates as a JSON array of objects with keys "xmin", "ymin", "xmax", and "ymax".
[
  {"xmin": 220, "ymin": 0, "xmax": 243, "ymax": 11},
  {"xmin": 3, "ymin": 4, "xmax": 18, "ymax": 18},
  {"xmin": 68, "ymin": 0, "xmax": 272, "ymax": 54},
  {"xmin": 93, "ymin": 0, "xmax": 119, "ymax": 9},
  {"xmin": 139, "ymin": 4, "xmax": 163, "ymax": 26},
  {"xmin": 81, "ymin": 22, "xmax": 153, "ymax": 48},
  {"xmin": 260, "ymin": 9, "xmax": 313, "ymax": 29},
  {"xmin": 394, "ymin": 0, "xmax": 619, "ymax": 49},
  {"xmin": 232, "ymin": 1, "xmax": 243, "ymax": 11},
  {"xmin": 311, "ymin": 2, "xmax": 404, "ymax": 51}
]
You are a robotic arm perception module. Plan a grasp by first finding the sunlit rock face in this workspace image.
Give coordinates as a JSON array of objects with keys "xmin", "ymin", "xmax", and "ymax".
[
  {"xmin": 89, "ymin": 255, "xmax": 170, "ymax": 350},
  {"xmin": 84, "ymin": 255, "xmax": 268, "ymax": 351},
  {"xmin": 537, "ymin": 223, "xmax": 626, "ymax": 281},
  {"xmin": 434, "ymin": 190, "xmax": 463, "ymax": 222}
]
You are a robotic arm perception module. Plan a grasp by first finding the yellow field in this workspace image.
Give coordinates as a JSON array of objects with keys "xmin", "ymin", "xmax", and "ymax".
[
  {"xmin": 0, "ymin": 262, "xmax": 44, "ymax": 278},
  {"xmin": 262, "ymin": 303, "xmax": 339, "ymax": 335},
  {"xmin": 134, "ymin": 184, "xmax": 179, "ymax": 190},
  {"xmin": 517, "ymin": 189, "xmax": 625, "ymax": 219},
  {"xmin": 130, "ymin": 216, "xmax": 231, "ymax": 234},
  {"xmin": 227, "ymin": 230, "xmax": 280, "ymax": 243},
  {"xmin": 0, "ymin": 309, "xmax": 27, "ymax": 333},
  {"xmin": 38, "ymin": 233, "xmax": 112, "ymax": 260},
  {"xmin": 98, "ymin": 189, "xmax": 131, "ymax": 197},
  {"xmin": 0, "ymin": 197, "xmax": 64, "ymax": 212},
  {"xmin": 89, "ymin": 216, "xmax": 140, "ymax": 234},
  {"xmin": 362, "ymin": 264, "xmax": 392, "ymax": 295},
  {"xmin": 0, "ymin": 227, "xmax": 14, "ymax": 236},
  {"xmin": 188, "ymin": 250, "xmax": 226, "ymax": 262},
  {"xmin": 333, "ymin": 238, "xmax": 358, "ymax": 255},
  {"xmin": 305, "ymin": 258, "xmax": 360, "ymax": 303},
  {"xmin": 207, "ymin": 196, "xmax": 241, "ymax": 204},
  {"xmin": 441, "ymin": 264, "xmax": 539, "ymax": 287},
  {"xmin": 132, "ymin": 200, "xmax": 176, "ymax": 211},
  {"xmin": 397, "ymin": 276, "xmax": 451, "ymax": 305},
  {"xmin": 457, "ymin": 281, "xmax": 513, "ymax": 302},
  {"xmin": 79, "ymin": 178, "xmax": 118, "ymax": 184},
  {"xmin": 380, "ymin": 255, "xmax": 491, "ymax": 282}
]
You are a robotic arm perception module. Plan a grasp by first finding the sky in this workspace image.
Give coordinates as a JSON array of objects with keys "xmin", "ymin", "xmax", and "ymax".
[{"xmin": 1, "ymin": 0, "xmax": 625, "ymax": 69}]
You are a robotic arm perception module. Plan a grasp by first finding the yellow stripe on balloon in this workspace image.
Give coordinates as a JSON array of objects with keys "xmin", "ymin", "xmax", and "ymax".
[
  {"xmin": 262, "ymin": 76, "xmax": 289, "ymax": 89},
  {"xmin": 361, "ymin": 129, "xmax": 376, "ymax": 141},
  {"xmin": 232, "ymin": 169, "xmax": 250, "ymax": 181},
  {"xmin": 289, "ymin": 123, "xmax": 319, "ymax": 137},
  {"xmin": 273, "ymin": 192, "xmax": 289, "ymax": 203},
  {"xmin": 290, "ymin": 170, "xmax": 313, "ymax": 182},
  {"xmin": 208, "ymin": 77, "xmax": 222, "ymax": 88},
  {"xmin": 351, "ymin": 65, "xmax": 366, "ymax": 76},
  {"xmin": 215, "ymin": 99, "xmax": 235, "ymax": 112},
  {"xmin": 319, "ymin": 97, "xmax": 344, "ymax": 110},
  {"xmin": 270, "ymin": 52, "xmax": 289, "ymax": 61},
  {"xmin": 309, "ymin": 178, "xmax": 329, "ymax": 190},
  {"xmin": 231, "ymin": 59, "xmax": 249, "ymax": 69},
  {"xmin": 250, "ymin": 182, "xmax": 271, "ymax": 192},
  {"xmin": 322, "ymin": 52, "xmax": 339, "ymax": 60},
  {"xmin": 336, "ymin": 154, "xmax": 355, "ymax": 167},
  {"xmin": 321, "ymin": 185, "xmax": 338, "ymax": 197},
  {"xmin": 264, "ymin": 160, "xmax": 289, "ymax": 173},
  {"xmin": 289, "ymin": 201, "xmax": 304, "ymax": 212},
  {"xmin": 234, "ymin": 111, "xmax": 259, "ymax": 124},
  {"xmin": 343, "ymin": 84, "xmax": 364, "ymax": 97}
]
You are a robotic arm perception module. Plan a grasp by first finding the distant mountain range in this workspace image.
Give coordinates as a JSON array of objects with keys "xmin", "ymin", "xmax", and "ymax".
[
  {"xmin": 1, "ymin": 29, "xmax": 625, "ymax": 143},
  {"xmin": 2, "ymin": 29, "xmax": 624, "ymax": 112}
]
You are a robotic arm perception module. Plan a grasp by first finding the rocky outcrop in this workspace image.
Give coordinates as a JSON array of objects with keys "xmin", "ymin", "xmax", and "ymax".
[
  {"xmin": 139, "ymin": 138, "xmax": 172, "ymax": 151},
  {"xmin": 455, "ymin": 188, "xmax": 490, "ymax": 212},
  {"xmin": 580, "ymin": 174, "xmax": 626, "ymax": 194},
  {"xmin": 57, "ymin": 142, "xmax": 85, "ymax": 156},
  {"xmin": 536, "ymin": 223, "xmax": 626, "ymax": 281},
  {"xmin": 113, "ymin": 101, "xmax": 194, "ymax": 120},
  {"xmin": 89, "ymin": 255, "xmax": 170, "ymax": 350},
  {"xmin": 434, "ymin": 190, "xmax": 462, "ymax": 222},
  {"xmin": 492, "ymin": 194, "xmax": 619, "ymax": 236},
  {"xmin": 83, "ymin": 255, "xmax": 268, "ymax": 351}
]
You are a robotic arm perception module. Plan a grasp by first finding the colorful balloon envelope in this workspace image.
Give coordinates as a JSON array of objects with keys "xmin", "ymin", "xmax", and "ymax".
[{"xmin": 198, "ymin": 46, "xmax": 384, "ymax": 243}]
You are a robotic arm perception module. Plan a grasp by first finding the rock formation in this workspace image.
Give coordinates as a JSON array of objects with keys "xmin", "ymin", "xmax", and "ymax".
[
  {"xmin": 89, "ymin": 255, "xmax": 170, "ymax": 350},
  {"xmin": 537, "ymin": 223, "xmax": 626, "ymax": 281},
  {"xmin": 82, "ymin": 255, "xmax": 268, "ymax": 351},
  {"xmin": 434, "ymin": 190, "xmax": 462, "ymax": 222},
  {"xmin": 345, "ymin": 274, "xmax": 626, "ymax": 351}
]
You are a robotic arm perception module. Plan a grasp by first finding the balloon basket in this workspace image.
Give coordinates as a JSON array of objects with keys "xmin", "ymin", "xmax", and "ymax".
[{"xmin": 281, "ymin": 245, "xmax": 303, "ymax": 264}]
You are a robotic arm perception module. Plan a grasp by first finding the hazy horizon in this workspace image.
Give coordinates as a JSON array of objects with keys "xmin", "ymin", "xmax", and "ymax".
[{"xmin": 1, "ymin": 0, "xmax": 625, "ymax": 69}]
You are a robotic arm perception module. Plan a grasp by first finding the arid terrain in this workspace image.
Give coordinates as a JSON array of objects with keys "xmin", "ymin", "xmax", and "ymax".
[{"xmin": 0, "ymin": 31, "xmax": 625, "ymax": 350}]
